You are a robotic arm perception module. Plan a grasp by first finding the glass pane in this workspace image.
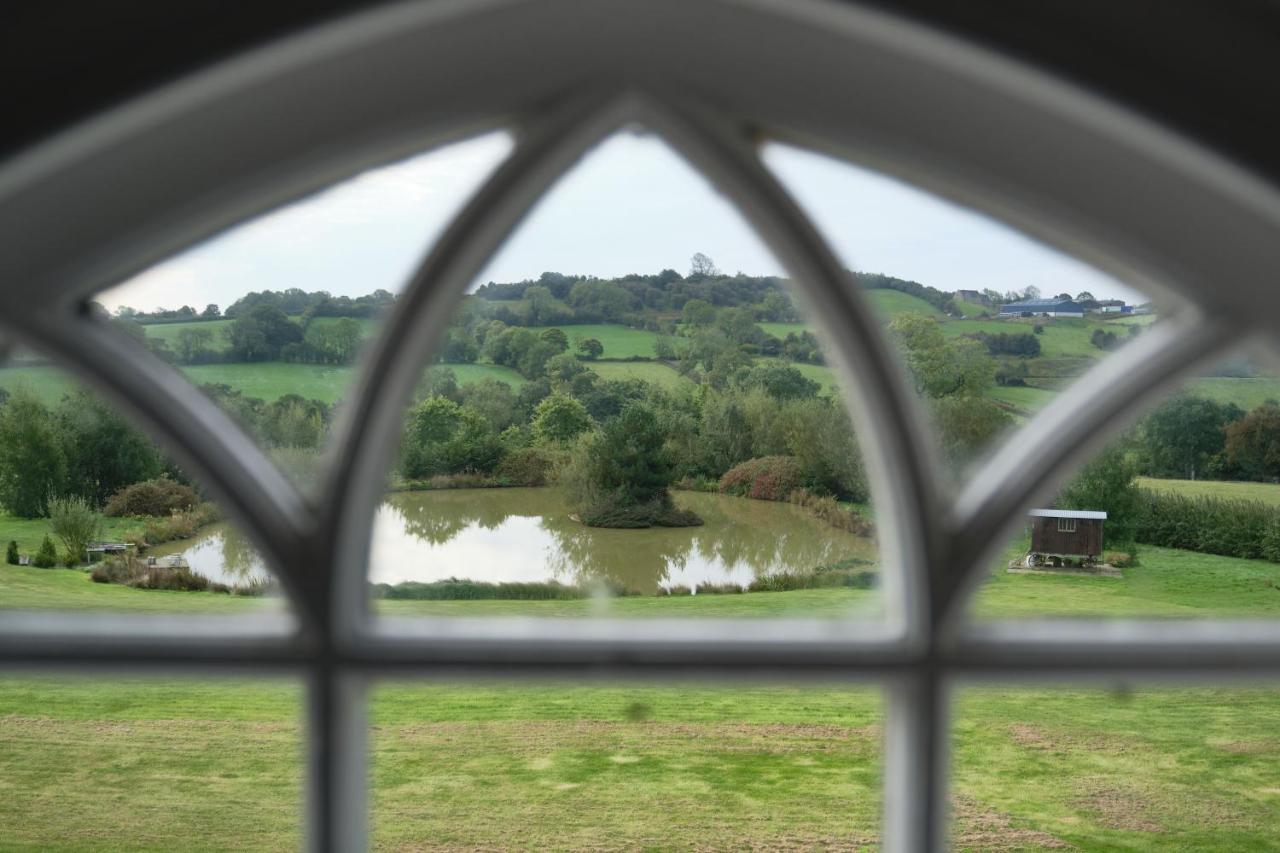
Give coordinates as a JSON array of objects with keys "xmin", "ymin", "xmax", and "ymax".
[
  {"xmin": 372, "ymin": 682, "xmax": 882, "ymax": 848},
  {"xmin": 953, "ymin": 685, "xmax": 1280, "ymax": 848},
  {"xmin": 0, "ymin": 676, "xmax": 302, "ymax": 850},
  {"xmin": 369, "ymin": 130, "xmax": 884, "ymax": 620},
  {"xmin": 95, "ymin": 131, "xmax": 512, "ymax": 490},
  {"xmin": 763, "ymin": 141, "xmax": 1164, "ymax": 484},
  {"xmin": 967, "ymin": 348, "xmax": 1280, "ymax": 620},
  {"xmin": 0, "ymin": 364, "xmax": 292, "ymax": 618}
]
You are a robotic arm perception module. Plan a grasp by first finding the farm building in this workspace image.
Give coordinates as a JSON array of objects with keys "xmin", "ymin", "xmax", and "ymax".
[
  {"xmin": 1028, "ymin": 508, "xmax": 1106, "ymax": 559},
  {"xmin": 1094, "ymin": 299, "xmax": 1132, "ymax": 314},
  {"xmin": 998, "ymin": 297, "xmax": 1084, "ymax": 317}
]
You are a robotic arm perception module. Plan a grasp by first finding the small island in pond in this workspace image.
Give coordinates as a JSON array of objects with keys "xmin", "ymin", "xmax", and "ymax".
[{"xmin": 562, "ymin": 402, "xmax": 702, "ymax": 529}]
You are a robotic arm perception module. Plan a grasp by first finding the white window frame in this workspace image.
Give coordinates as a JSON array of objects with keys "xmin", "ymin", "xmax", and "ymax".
[
  {"xmin": 1, "ymin": 2, "xmax": 1279, "ymax": 851},
  {"xmin": 1057, "ymin": 518, "xmax": 1077, "ymax": 533}
]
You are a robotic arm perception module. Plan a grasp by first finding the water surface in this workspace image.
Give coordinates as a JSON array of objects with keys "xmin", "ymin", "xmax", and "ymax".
[{"xmin": 370, "ymin": 488, "xmax": 876, "ymax": 594}]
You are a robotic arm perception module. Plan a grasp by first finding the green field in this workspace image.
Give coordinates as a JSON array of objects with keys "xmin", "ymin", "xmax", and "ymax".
[
  {"xmin": 139, "ymin": 316, "xmax": 379, "ymax": 348},
  {"xmin": 589, "ymin": 360, "xmax": 692, "ymax": 390},
  {"xmin": 1188, "ymin": 376, "xmax": 1280, "ymax": 411},
  {"xmin": 531, "ymin": 324, "xmax": 662, "ymax": 359},
  {"xmin": 1137, "ymin": 477, "xmax": 1280, "ymax": 508}
]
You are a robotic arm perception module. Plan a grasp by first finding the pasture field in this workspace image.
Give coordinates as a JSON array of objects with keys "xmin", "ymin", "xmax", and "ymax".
[
  {"xmin": 588, "ymin": 360, "xmax": 691, "ymax": 389},
  {"xmin": 1187, "ymin": 376, "xmax": 1280, "ymax": 412},
  {"xmin": 181, "ymin": 362, "xmax": 357, "ymax": 402},
  {"xmin": 986, "ymin": 384, "xmax": 1054, "ymax": 416},
  {"xmin": 531, "ymin": 323, "xmax": 663, "ymax": 359},
  {"xmin": 429, "ymin": 362, "xmax": 528, "ymax": 389},
  {"xmin": 139, "ymin": 317, "xmax": 234, "ymax": 345},
  {"xmin": 1137, "ymin": 477, "xmax": 1280, "ymax": 508}
]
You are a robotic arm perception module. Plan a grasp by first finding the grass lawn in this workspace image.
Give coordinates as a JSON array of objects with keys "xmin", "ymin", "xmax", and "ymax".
[
  {"xmin": 588, "ymin": 360, "xmax": 692, "ymax": 389},
  {"xmin": 2, "ymin": 675, "xmax": 1278, "ymax": 849},
  {"xmin": 531, "ymin": 324, "xmax": 661, "ymax": 359},
  {"xmin": 970, "ymin": 541, "xmax": 1280, "ymax": 619},
  {"xmin": 1136, "ymin": 477, "xmax": 1280, "ymax": 507},
  {"xmin": 3, "ymin": 538, "xmax": 1280, "ymax": 846}
]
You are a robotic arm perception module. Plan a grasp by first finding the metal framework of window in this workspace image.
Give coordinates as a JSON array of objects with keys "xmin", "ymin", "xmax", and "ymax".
[{"xmin": 1, "ymin": 2, "xmax": 1279, "ymax": 850}]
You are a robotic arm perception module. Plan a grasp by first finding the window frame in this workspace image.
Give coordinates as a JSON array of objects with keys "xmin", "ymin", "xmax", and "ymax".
[{"xmin": 1, "ymin": 2, "xmax": 1279, "ymax": 852}]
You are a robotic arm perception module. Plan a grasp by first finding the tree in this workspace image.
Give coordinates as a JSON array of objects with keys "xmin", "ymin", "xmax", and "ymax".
[
  {"xmin": 1057, "ymin": 444, "xmax": 1141, "ymax": 542},
  {"xmin": 1139, "ymin": 395, "xmax": 1240, "ymax": 479},
  {"xmin": 32, "ymin": 535, "xmax": 57, "ymax": 569},
  {"xmin": 225, "ymin": 304, "xmax": 303, "ymax": 361},
  {"xmin": 740, "ymin": 362, "xmax": 820, "ymax": 400},
  {"xmin": 1022, "ymin": 285, "xmax": 1041, "ymax": 301},
  {"xmin": 5, "ymin": 540, "xmax": 18, "ymax": 565},
  {"xmin": 532, "ymin": 394, "xmax": 592, "ymax": 444},
  {"xmin": 1075, "ymin": 291, "xmax": 1095, "ymax": 303},
  {"xmin": 175, "ymin": 326, "xmax": 216, "ymax": 363},
  {"xmin": 539, "ymin": 327, "xmax": 569, "ymax": 353},
  {"xmin": 681, "ymin": 298, "xmax": 716, "ymax": 327},
  {"xmin": 1225, "ymin": 402, "xmax": 1280, "ymax": 481},
  {"xmin": 889, "ymin": 315, "xmax": 992, "ymax": 398},
  {"xmin": 0, "ymin": 386, "xmax": 66, "ymax": 517},
  {"xmin": 563, "ymin": 402, "xmax": 700, "ymax": 527},
  {"xmin": 57, "ymin": 390, "xmax": 164, "ymax": 506},
  {"xmin": 48, "ymin": 495, "xmax": 102, "ymax": 566},
  {"xmin": 930, "ymin": 396, "xmax": 1012, "ymax": 469},
  {"xmin": 201, "ymin": 303, "xmax": 221, "ymax": 319},
  {"xmin": 576, "ymin": 338, "xmax": 604, "ymax": 360},
  {"xmin": 689, "ymin": 252, "xmax": 719, "ymax": 278}
]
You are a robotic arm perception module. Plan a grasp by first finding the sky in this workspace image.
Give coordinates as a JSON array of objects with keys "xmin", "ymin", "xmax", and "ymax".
[{"xmin": 102, "ymin": 130, "xmax": 1142, "ymax": 313}]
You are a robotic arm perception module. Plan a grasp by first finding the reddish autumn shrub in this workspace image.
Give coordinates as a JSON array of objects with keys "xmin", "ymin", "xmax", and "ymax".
[{"xmin": 718, "ymin": 456, "xmax": 803, "ymax": 502}]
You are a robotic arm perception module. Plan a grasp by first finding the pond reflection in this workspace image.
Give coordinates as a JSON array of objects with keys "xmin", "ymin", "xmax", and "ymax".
[
  {"xmin": 370, "ymin": 488, "xmax": 876, "ymax": 594},
  {"xmin": 147, "ymin": 523, "xmax": 273, "ymax": 587}
]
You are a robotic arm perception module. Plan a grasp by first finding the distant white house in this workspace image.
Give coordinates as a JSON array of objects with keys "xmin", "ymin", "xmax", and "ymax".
[{"xmin": 998, "ymin": 298, "xmax": 1084, "ymax": 318}]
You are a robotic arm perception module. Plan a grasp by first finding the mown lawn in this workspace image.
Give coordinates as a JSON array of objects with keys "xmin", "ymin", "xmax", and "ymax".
[
  {"xmin": 2, "ymin": 676, "xmax": 1278, "ymax": 850},
  {"xmin": 970, "ymin": 541, "xmax": 1280, "ymax": 619}
]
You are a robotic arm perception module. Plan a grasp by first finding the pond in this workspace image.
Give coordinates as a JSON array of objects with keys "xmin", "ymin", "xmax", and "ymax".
[
  {"xmin": 368, "ymin": 488, "xmax": 876, "ymax": 594},
  {"xmin": 150, "ymin": 489, "xmax": 877, "ymax": 595}
]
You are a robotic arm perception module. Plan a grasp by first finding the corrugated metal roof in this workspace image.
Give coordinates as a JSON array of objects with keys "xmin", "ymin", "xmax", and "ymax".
[
  {"xmin": 999, "ymin": 298, "xmax": 1083, "ymax": 311},
  {"xmin": 1029, "ymin": 508, "xmax": 1107, "ymax": 519}
]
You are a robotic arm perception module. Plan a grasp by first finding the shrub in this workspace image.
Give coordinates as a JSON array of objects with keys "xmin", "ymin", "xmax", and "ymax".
[
  {"xmin": 141, "ymin": 503, "xmax": 220, "ymax": 546},
  {"xmin": 576, "ymin": 493, "xmax": 702, "ymax": 529},
  {"xmin": 718, "ymin": 456, "xmax": 803, "ymax": 501},
  {"xmin": 495, "ymin": 447, "xmax": 555, "ymax": 486},
  {"xmin": 747, "ymin": 561, "xmax": 877, "ymax": 592},
  {"xmin": 89, "ymin": 554, "xmax": 214, "ymax": 592},
  {"xmin": 48, "ymin": 495, "xmax": 101, "ymax": 567},
  {"xmin": 1105, "ymin": 551, "xmax": 1136, "ymax": 568},
  {"xmin": 1137, "ymin": 489, "xmax": 1280, "ymax": 562},
  {"xmin": 375, "ymin": 578, "xmax": 587, "ymax": 601},
  {"xmin": 104, "ymin": 477, "xmax": 200, "ymax": 517},
  {"xmin": 32, "ymin": 535, "xmax": 58, "ymax": 568},
  {"xmin": 695, "ymin": 582, "xmax": 744, "ymax": 595},
  {"xmin": 5, "ymin": 540, "xmax": 17, "ymax": 565},
  {"xmin": 787, "ymin": 489, "xmax": 875, "ymax": 536},
  {"xmin": 662, "ymin": 585, "xmax": 692, "ymax": 596}
]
